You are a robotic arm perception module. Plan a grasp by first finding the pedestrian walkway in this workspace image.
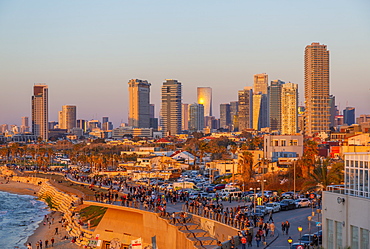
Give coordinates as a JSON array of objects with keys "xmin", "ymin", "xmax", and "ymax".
[{"xmin": 235, "ymin": 229, "xmax": 279, "ymax": 249}]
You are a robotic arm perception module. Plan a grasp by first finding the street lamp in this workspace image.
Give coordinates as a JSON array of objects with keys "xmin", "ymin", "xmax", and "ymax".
[
  {"xmin": 257, "ymin": 179, "xmax": 267, "ymax": 202},
  {"xmin": 298, "ymin": 226, "xmax": 303, "ymax": 244},
  {"xmin": 287, "ymin": 236, "xmax": 293, "ymax": 248},
  {"xmin": 250, "ymin": 187, "xmax": 260, "ymax": 214},
  {"xmin": 308, "ymin": 216, "xmax": 312, "ymax": 243},
  {"xmin": 292, "ymin": 158, "xmax": 297, "ymax": 199}
]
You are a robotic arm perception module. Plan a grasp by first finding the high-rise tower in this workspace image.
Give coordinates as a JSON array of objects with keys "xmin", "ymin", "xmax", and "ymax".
[
  {"xmin": 182, "ymin": 103, "xmax": 189, "ymax": 131},
  {"xmin": 281, "ymin": 83, "xmax": 298, "ymax": 135},
  {"xmin": 189, "ymin": 103, "xmax": 204, "ymax": 132},
  {"xmin": 32, "ymin": 84, "xmax": 48, "ymax": 140},
  {"xmin": 220, "ymin": 103, "xmax": 231, "ymax": 129},
  {"xmin": 128, "ymin": 79, "xmax": 151, "ymax": 128},
  {"xmin": 253, "ymin": 73, "xmax": 268, "ymax": 94},
  {"xmin": 343, "ymin": 107, "xmax": 355, "ymax": 125},
  {"xmin": 160, "ymin": 79, "xmax": 182, "ymax": 135},
  {"xmin": 58, "ymin": 105, "xmax": 77, "ymax": 132},
  {"xmin": 197, "ymin": 87, "xmax": 212, "ymax": 117},
  {"xmin": 269, "ymin": 80, "xmax": 285, "ymax": 131},
  {"xmin": 238, "ymin": 87, "xmax": 253, "ymax": 131},
  {"xmin": 304, "ymin": 42, "xmax": 330, "ymax": 135}
]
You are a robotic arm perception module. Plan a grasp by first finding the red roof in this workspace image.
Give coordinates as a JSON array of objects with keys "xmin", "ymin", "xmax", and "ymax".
[{"xmin": 155, "ymin": 138, "xmax": 171, "ymax": 143}]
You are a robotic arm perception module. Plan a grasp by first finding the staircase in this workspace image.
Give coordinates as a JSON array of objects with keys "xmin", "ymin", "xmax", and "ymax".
[{"xmin": 172, "ymin": 213, "xmax": 218, "ymax": 249}]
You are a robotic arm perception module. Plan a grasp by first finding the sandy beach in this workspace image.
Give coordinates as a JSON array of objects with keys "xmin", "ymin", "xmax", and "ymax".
[{"xmin": 0, "ymin": 180, "xmax": 80, "ymax": 249}]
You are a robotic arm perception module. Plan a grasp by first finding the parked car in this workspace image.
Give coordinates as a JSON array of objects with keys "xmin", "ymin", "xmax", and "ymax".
[
  {"xmin": 299, "ymin": 234, "xmax": 314, "ymax": 245},
  {"xmin": 281, "ymin": 192, "xmax": 295, "ymax": 198},
  {"xmin": 247, "ymin": 209, "xmax": 265, "ymax": 217},
  {"xmin": 295, "ymin": 198, "xmax": 311, "ymax": 208},
  {"xmin": 279, "ymin": 199, "xmax": 296, "ymax": 210},
  {"xmin": 290, "ymin": 242, "xmax": 306, "ymax": 249},
  {"xmin": 204, "ymin": 184, "xmax": 216, "ymax": 192},
  {"xmin": 265, "ymin": 202, "xmax": 281, "ymax": 213},
  {"xmin": 213, "ymin": 184, "xmax": 226, "ymax": 191},
  {"xmin": 255, "ymin": 205, "xmax": 268, "ymax": 215}
]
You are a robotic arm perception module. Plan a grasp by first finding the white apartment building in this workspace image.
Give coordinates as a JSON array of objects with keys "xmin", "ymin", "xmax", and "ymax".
[{"xmin": 323, "ymin": 152, "xmax": 370, "ymax": 248}]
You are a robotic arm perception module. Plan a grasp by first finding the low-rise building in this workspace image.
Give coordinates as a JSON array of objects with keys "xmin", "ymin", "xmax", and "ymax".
[
  {"xmin": 323, "ymin": 152, "xmax": 370, "ymax": 248},
  {"xmin": 263, "ymin": 134, "xmax": 304, "ymax": 161}
]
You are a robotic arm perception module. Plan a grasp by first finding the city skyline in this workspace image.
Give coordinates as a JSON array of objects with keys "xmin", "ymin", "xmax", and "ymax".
[{"xmin": 0, "ymin": 1, "xmax": 369, "ymax": 127}]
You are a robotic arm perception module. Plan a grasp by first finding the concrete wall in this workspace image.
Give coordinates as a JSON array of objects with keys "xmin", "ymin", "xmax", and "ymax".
[
  {"xmin": 322, "ymin": 191, "xmax": 370, "ymax": 248},
  {"xmin": 86, "ymin": 201, "xmax": 197, "ymax": 249}
]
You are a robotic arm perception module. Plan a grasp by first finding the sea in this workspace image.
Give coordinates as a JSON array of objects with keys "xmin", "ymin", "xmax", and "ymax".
[{"xmin": 0, "ymin": 191, "xmax": 49, "ymax": 249}]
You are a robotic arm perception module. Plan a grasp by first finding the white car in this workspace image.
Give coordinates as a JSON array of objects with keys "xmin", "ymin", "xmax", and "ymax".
[
  {"xmin": 265, "ymin": 202, "xmax": 281, "ymax": 213},
  {"xmin": 295, "ymin": 198, "xmax": 311, "ymax": 208}
]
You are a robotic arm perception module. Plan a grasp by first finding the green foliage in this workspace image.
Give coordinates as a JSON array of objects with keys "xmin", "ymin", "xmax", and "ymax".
[
  {"xmin": 43, "ymin": 196, "xmax": 58, "ymax": 209},
  {"xmin": 79, "ymin": 205, "xmax": 108, "ymax": 228}
]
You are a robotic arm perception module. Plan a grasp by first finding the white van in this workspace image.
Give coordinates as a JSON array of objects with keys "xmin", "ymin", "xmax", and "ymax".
[{"xmin": 219, "ymin": 188, "xmax": 242, "ymax": 198}]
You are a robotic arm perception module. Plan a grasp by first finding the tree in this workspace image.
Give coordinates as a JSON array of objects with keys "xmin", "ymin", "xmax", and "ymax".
[
  {"xmin": 299, "ymin": 139, "xmax": 318, "ymax": 178},
  {"xmin": 303, "ymin": 159, "xmax": 344, "ymax": 192},
  {"xmin": 238, "ymin": 151, "xmax": 254, "ymax": 184}
]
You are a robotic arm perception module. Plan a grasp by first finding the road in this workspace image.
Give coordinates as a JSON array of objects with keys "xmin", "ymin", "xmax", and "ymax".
[{"xmin": 266, "ymin": 206, "xmax": 321, "ymax": 248}]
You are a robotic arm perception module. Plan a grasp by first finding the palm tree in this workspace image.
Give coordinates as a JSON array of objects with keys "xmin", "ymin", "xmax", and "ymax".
[
  {"xmin": 303, "ymin": 159, "xmax": 344, "ymax": 192},
  {"xmin": 299, "ymin": 140, "xmax": 318, "ymax": 178},
  {"xmin": 238, "ymin": 151, "xmax": 254, "ymax": 184},
  {"xmin": 229, "ymin": 144, "xmax": 239, "ymax": 184}
]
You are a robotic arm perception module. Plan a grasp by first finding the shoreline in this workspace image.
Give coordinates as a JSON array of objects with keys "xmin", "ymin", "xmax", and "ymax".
[{"xmin": 0, "ymin": 180, "xmax": 80, "ymax": 249}]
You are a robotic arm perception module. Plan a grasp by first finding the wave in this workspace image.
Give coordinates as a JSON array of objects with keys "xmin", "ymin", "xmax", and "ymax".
[{"xmin": 0, "ymin": 191, "xmax": 49, "ymax": 248}]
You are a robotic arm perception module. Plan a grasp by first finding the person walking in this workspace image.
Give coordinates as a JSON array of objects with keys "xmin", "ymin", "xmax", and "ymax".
[
  {"xmin": 246, "ymin": 232, "xmax": 253, "ymax": 247},
  {"xmin": 285, "ymin": 220, "xmax": 290, "ymax": 235},
  {"xmin": 270, "ymin": 222, "xmax": 275, "ymax": 237},
  {"xmin": 255, "ymin": 232, "xmax": 262, "ymax": 247},
  {"xmin": 51, "ymin": 238, "xmax": 55, "ymax": 247},
  {"xmin": 281, "ymin": 221, "xmax": 286, "ymax": 235},
  {"xmin": 240, "ymin": 235, "xmax": 247, "ymax": 249}
]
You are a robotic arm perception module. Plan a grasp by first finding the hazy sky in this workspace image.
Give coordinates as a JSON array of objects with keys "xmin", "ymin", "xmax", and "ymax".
[{"xmin": 1, "ymin": 0, "xmax": 369, "ymax": 127}]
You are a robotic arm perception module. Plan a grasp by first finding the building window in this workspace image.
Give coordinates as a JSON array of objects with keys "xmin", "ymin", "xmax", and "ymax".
[
  {"xmin": 335, "ymin": 221, "xmax": 342, "ymax": 248},
  {"xmin": 361, "ymin": 228, "xmax": 369, "ymax": 249},
  {"xmin": 281, "ymin": 140, "xmax": 286, "ymax": 146},
  {"xmin": 351, "ymin": 225, "xmax": 359, "ymax": 249},
  {"xmin": 327, "ymin": 219, "xmax": 334, "ymax": 248}
]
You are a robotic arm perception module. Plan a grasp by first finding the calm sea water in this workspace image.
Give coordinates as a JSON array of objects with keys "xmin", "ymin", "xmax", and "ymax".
[{"xmin": 0, "ymin": 191, "xmax": 49, "ymax": 249}]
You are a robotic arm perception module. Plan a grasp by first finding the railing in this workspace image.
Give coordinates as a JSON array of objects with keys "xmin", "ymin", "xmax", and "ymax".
[{"xmin": 326, "ymin": 185, "xmax": 370, "ymax": 199}]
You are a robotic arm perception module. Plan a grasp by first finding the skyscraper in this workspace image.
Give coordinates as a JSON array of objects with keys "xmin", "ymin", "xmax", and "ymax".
[
  {"xmin": 149, "ymin": 104, "xmax": 158, "ymax": 130},
  {"xmin": 238, "ymin": 87, "xmax": 253, "ymax": 131},
  {"xmin": 20, "ymin": 116, "xmax": 29, "ymax": 133},
  {"xmin": 343, "ymin": 107, "xmax": 355, "ymax": 125},
  {"xmin": 197, "ymin": 87, "xmax": 212, "ymax": 117},
  {"xmin": 128, "ymin": 79, "xmax": 151, "ymax": 128},
  {"xmin": 329, "ymin": 95, "xmax": 336, "ymax": 129},
  {"xmin": 58, "ymin": 105, "xmax": 77, "ymax": 132},
  {"xmin": 253, "ymin": 73, "xmax": 268, "ymax": 94},
  {"xmin": 220, "ymin": 103, "xmax": 231, "ymax": 129},
  {"xmin": 269, "ymin": 80, "xmax": 285, "ymax": 131},
  {"xmin": 281, "ymin": 83, "xmax": 298, "ymax": 135},
  {"xmin": 161, "ymin": 79, "xmax": 182, "ymax": 135},
  {"xmin": 77, "ymin": 119, "xmax": 88, "ymax": 133},
  {"xmin": 189, "ymin": 103, "xmax": 204, "ymax": 132},
  {"xmin": 32, "ymin": 84, "xmax": 48, "ymax": 140},
  {"xmin": 230, "ymin": 101, "xmax": 239, "ymax": 131},
  {"xmin": 252, "ymin": 93, "xmax": 269, "ymax": 130},
  {"xmin": 182, "ymin": 103, "xmax": 189, "ymax": 131},
  {"xmin": 304, "ymin": 42, "xmax": 330, "ymax": 135}
]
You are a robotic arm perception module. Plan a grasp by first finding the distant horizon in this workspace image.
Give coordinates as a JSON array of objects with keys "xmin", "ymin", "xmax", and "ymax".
[{"xmin": 1, "ymin": 1, "xmax": 369, "ymax": 127}]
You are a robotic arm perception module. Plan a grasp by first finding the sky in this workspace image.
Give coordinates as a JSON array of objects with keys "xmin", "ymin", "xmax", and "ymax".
[{"xmin": 0, "ymin": 0, "xmax": 370, "ymax": 127}]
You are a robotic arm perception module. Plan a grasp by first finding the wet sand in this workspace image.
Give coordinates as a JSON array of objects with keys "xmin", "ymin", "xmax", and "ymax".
[{"xmin": 0, "ymin": 180, "xmax": 80, "ymax": 249}]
